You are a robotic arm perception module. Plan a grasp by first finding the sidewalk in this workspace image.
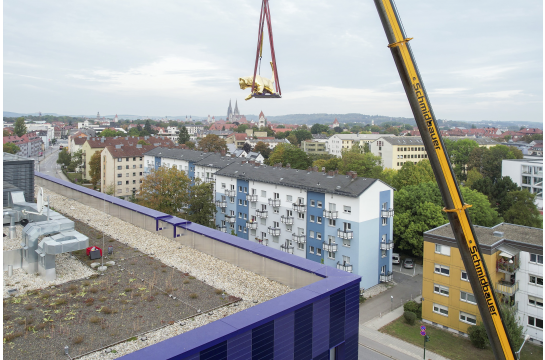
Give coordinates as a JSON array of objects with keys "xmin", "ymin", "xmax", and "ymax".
[{"xmin": 359, "ymin": 297, "xmax": 450, "ymax": 360}]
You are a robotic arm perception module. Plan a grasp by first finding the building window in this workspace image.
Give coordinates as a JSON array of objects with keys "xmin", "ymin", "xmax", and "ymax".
[
  {"xmin": 433, "ymin": 303, "xmax": 449, "ymax": 317},
  {"xmin": 317, "ymin": 216, "xmax": 322, "ymax": 224},
  {"xmin": 317, "ymin": 248, "xmax": 322, "ymax": 256},
  {"xmin": 117, "ymin": 166, "xmax": 122, "ymax": 170},
  {"xmin": 381, "ymin": 202, "xmax": 387, "ymax": 210},
  {"xmin": 529, "ymin": 275, "xmax": 543, "ymax": 286},
  {"xmin": 244, "ymin": 213, "xmax": 248, "ymax": 220},
  {"xmin": 244, "ymin": 187, "xmax": 248, "ymax": 193},
  {"xmin": 239, "ymin": 199, "xmax": 243, "ymax": 205},
  {"xmin": 382, "ymin": 217, "xmax": 387, "ymax": 226},
  {"xmin": 238, "ymin": 212, "xmax": 243, "ymax": 218},
  {"xmin": 434, "ymin": 264, "xmax": 450, "ymax": 276},
  {"xmin": 461, "ymin": 270, "xmax": 469, "ymax": 282},
  {"xmin": 460, "ymin": 312, "xmax": 477, "ymax": 325},
  {"xmin": 238, "ymin": 225, "xmax": 242, "ymax": 232},
  {"xmin": 344, "ymin": 205, "xmax": 351, "ymax": 214},
  {"xmin": 309, "ymin": 246, "xmax": 315, "ymax": 254},
  {"xmin": 529, "ymin": 296, "xmax": 543, "ymax": 308},
  {"xmin": 434, "ymin": 284, "xmax": 449, "ymax": 297},
  {"xmin": 328, "ymin": 219, "xmax": 336, "ymax": 227},
  {"xmin": 133, "ymin": 165, "xmax": 136, "ymax": 169},
  {"xmin": 230, "ymin": 197, "xmax": 235, "ymax": 203},
  {"xmin": 309, "ymin": 231, "xmax": 314, "ymax": 238},
  {"xmin": 528, "ymin": 316, "xmax": 543, "ymax": 329},
  {"xmin": 317, "ymin": 232, "xmax": 322, "ymax": 240},
  {"xmin": 287, "ymin": 195, "xmax": 292, "ymax": 202},
  {"xmin": 139, "ymin": 172, "xmax": 142, "ymax": 176},
  {"xmin": 343, "ymin": 255, "xmax": 350, "ymax": 264},
  {"xmin": 222, "ymin": 183, "xmax": 226, "ymax": 189},
  {"xmin": 435, "ymin": 244, "xmax": 450, "ymax": 256},
  {"xmin": 239, "ymin": 186, "xmax": 242, "ymax": 192},
  {"xmin": 261, "ymin": 190, "xmax": 266, "ymax": 198},
  {"xmin": 310, "ymin": 215, "xmax": 315, "ymax": 222},
  {"xmin": 132, "ymin": 180, "xmax": 136, "ymax": 184},
  {"xmin": 298, "ymin": 213, "xmax": 305, "ymax": 220},
  {"xmin": 140, "ymin": 164, "xmax": 142, "ymax": 168},
  {"xmin": 328, "ymin": 251, "xmax": 335, "ymax": 259},
  {"xmin": 117, "ymin": 174, "xmax": 122, "ymax": 178},
  {"xmin": 297, "ymin": 242, "xmax": 304, "ymax": 250},
  {"xmin": 460, "ymin": 291, "xmax": 476, "ymax": 304},
  {"xmin": 118, "ymin": 158, "xmax": 122, "ymax": 162},
  {"xmin": 117, "ymin": 181, "xmax": 122, "ymax": 185},
  {"xmin": 244, "ymin": 200, "xmax": 248, "ymax": 206},
  {"xmin": 530, "ymin": 254, "xmax": 543, "ymax": 264},
  {"xmin": 317, "ymin": 201, "xmax": 322, "ymax": 208},
  {"xmin": 310, "ymin": 199, "xmax": 315, "ymax": 206}
]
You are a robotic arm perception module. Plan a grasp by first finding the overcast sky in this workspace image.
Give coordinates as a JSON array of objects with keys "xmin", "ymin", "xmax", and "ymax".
[{"xmin": 3, "ymin": 0, "xmax": 543, "ymax": 122}]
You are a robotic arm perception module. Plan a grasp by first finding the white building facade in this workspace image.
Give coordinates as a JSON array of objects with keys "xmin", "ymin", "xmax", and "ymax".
[{"xmin": 502, "ymin": 158, "xmax": 543, "ymax": 211}]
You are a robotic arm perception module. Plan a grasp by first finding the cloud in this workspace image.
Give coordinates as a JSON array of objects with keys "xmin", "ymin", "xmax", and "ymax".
[
  {"xmin": 287, "ymin": 86, "xmax": 404, "ymax": 103},
  {"xmin": 451, "ymin": 64, "xmax": 521, "ymax": 80},
  {"xmin": 475, "ymin": 90, "xmax": 523, "ymax": 98},
  {"xmin": 429, "ymin": 88, "xmax": 468, "ymax": 95}
]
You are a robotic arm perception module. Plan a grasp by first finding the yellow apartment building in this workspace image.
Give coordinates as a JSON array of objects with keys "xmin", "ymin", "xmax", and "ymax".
[
  {"xmin": 422, "ymin": 223, "xmax": 543, "ymax": 343},
  {"xmin": 301, "ymin": 140, "xmax": 327, "ymax": 155}
]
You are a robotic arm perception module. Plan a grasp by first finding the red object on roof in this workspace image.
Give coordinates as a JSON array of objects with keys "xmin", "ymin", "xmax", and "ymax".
[{"xmin": 86, "ymin": 246, "xmax": 102, "ymax": 257}]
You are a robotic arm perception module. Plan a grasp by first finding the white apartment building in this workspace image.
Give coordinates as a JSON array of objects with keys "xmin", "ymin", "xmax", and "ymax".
[
  {"xmin": 327, "ymin": 134, "xmax": 394, "ymax": 157},
  {"xmin": 502, "ymin": 158, "xmax": 543, "ymax": 211},
  {"xmin": 369, "ymin": 137, "xmax": 428, "ymax": 170}
]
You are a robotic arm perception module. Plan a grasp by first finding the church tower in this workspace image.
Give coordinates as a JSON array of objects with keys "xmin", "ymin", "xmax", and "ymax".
[
  {"xmin": 227, "ymin": 100, "xmax": 233, "ymax": 121},
  {"xmin": 234, "ymin": 100, "xmax": 240, "ymax": 120},
  {"xmin": 113, "ymin": 114, "xmax": 118, "ymax": 123},
  {"xmin": 258, "ymin": 111, "xmax": 267, "ymax": 128}
]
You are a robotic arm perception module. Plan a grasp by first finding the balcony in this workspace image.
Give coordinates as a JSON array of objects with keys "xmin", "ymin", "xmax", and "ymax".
[
  {"xmin": 495, "ymin": 281, "xmax": 519, "ymax": 296},
  {"xmin": 256, "ymin": 238, "xmax": 268, "ymax": 246},
  {"xmin": 215, "ymin": 200, "xmax": 227, "ymax": 208},
  {"xmin": 292, "ymin": 234, "xmax": 306, "ymax": 243},
  {"xmin": 268, "ymin": 227, "xmax": 281, "ymax": 236},
  {"xmin": 380, "ymin": 271, "xmax": 393, "ymax": 282},
  {"xmin": 246, "ymin": 194, "xmax": 258, "ymax": 202},
  {"xmin": 337, "ymin": 262, "xmax": 353, "ymax": 273},
  {"xmin": 280, "ymin": 215, "xmax": 294, "ymax": 224},
  {"xmin": 496, "ymin": 259, "xmax": 519, "ymax": 276},
  {"xmin": 255, "ymin": 210, "xmax": 268, "ymax": 218},
  {"xmin": 224, "ymin": 189, "xmax": 236, "ymax": 197},
  {"xmin": 216, "ymin": 225, "xmax": 226, "ymax": 233},
  {"xmin": 225, "ymin": 215, "xmax": 236, "ymax": 223},
  {"xmin": 246, "ymin": 221, "xmax": 258, "ymax": 230},
  {"xmin": 381, "ymin": 208, "xmax": 395, "ymax": 218},
  {"xmin": 292, "ymin": 203, "xmax": 306, "ymax": 212},
  {"xmin": 323, "ymin": 210, "xmax": 338, "ymax": 219},
  {"xmin": 268, "ymin": 199, "xmax": 281, "ymax": 207},
  {"xmin": 322, "ymin": 242, "xmax": 338, "ymax": 253},
  {"xmin": 202, "ymin": 177, "xmax": 215, "ymax": 183},
  {"xmin": 337, "ymin": 229, "xmax": 354, "ymax": 240},
  {"xmin": 280, "ymin": 244, "xmax": 294, "ymax": 254},
  {"xmin": 380, "ymin": 240, "xmax": 394, "ymax": 251}
]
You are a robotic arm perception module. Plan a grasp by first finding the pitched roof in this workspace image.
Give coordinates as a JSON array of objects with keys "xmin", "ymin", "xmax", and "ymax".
[
  {"xmin": 143, "ymin": 147, "xmax": 214, "ymax": 162},
  {"xmin": 259, "ymin": 111, "xmax": 265, "ymax": 118},
  {"xmin": 104, "ymin": 144, "xmax": 159, "ymax": 158},
  {"xmin": 85, "ymin": 136, "xmax": 173, "ymax": 149},
  {"xmin": 195, "ymin": 153, "xmax": 244, "ymax": 169},
  {"xmin": 73, "ymin": 137, "xmax": 87, "ymax": 145},
  {"xmin": 215, "ymin": 162, "xmax": 392, "ymax": 197}
]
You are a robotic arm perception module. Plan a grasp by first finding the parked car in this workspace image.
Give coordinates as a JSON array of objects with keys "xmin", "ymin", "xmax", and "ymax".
[
  {"xmin": 59, "ymin": 145, "xmax": 64, "ymax": 150},
  {"xmin": 392, "ymin": 253, "xmax": 400, "ymax": 264},
  {"xmin": 403, "ymin": 258, "xmax": 414, "ymax": 269}
]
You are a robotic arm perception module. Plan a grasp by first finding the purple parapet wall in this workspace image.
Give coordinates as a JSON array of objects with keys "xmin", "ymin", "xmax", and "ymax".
[{"xmin": 34, "ymin": 172, "xmax": 361, "ymax": 359}]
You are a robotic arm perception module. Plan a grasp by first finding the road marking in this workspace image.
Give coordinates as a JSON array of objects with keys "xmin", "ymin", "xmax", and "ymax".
[{"xmin": 358, "ymin": 342, "xmax": 398, "ymax": 359}]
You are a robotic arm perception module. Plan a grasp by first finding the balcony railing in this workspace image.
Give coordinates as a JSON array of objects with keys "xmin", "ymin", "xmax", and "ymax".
[
  {"xmin": 337, "ymin": 229, "xmax": 354, "ymax": 240},
  {"xmin": 268, "ymin": 199, "xmax": 281, "ymax": 207},
  {"xmin": 280, "ymin": 244, "xmax": 294, "ymax": 254},
  {"xmin": 256, "ymin": 238, "xmax": 268, "ymax": 246},
  {"xmin": 224, "ymin": 189, "xmax": 236, "ymax": 197},
  {"xmin": 292, "ymin": 203, "xmax": 306, "ymax": 212},
  {"xmin": 292, "ymin": 234, "xmax": 306, "ymax": 243},
  {"xmin": 246, "ymin": 194, "xmax": 258, "ymax": 202},
  {"xmin": 215, "ymin": 200, "xmax": 227, "ymax": 208},
  {"xmin": 323, "ymin": 210, "xmax": 338, "ymax": 219},
  {"xmin": 255, "ymin": 210, "xmax": 268, "ymax": 218},
  {"xmin": 495, "ymin": 281, "xmax": 519, "ymax": 296},
  {"xmin": 380, "ymin": 240, "xmax": 394, "ymax": 251},
  {"xmin": 380, "ymin": 271, "xmax": 393, "ymax": 282},
  {"xmin": 281, "ymin": 215, "xmax": 294, "ymax": 225},
  {"xmin": 224, "ymin": 215, "xmax": 236, "ymax": 223},
  {"xmin": 496, "ymin": 259, "xmax": 519, "ymax": 275},
  {"xmin": 322, "ymin": 242, "xmax": 338, "ymax": 253},
  {"xmin": 246, "ymin": 221, "xmax": 258, "ymax": 230},
  {"xmin": 381, "ymin": 208, "xmax": 395, "ymax": 218},
  {"xmin": 202, "ymin": 177, "xmax": 215, "ymax": 183},
  {"xmin": 216, "ymin": 225, "xmax": 226, "ymax": 233},
  {"xmin": 268, "ymin": 227, "xmax": 280, "ymax": 236},
  {"xmin": 337, "ymin": 262, "xmax": 353, "ymax": 273}
]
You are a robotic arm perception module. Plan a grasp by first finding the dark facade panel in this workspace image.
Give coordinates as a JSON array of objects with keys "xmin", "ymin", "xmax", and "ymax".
[
  {"xmin": 329, "ymin": 289, "xmax": 346, "ymax": 348},
  {"xmin": 294, "ymin": 304, "xmax": 313, "ymax": 359},
  {"xmin": 252, "ymin": 321, "xmax": 274, "ymax": 360}
]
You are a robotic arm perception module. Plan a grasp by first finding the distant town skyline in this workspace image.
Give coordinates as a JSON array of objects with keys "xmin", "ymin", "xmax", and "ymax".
[{"xmin": 4, "ymin": 0, "xmax": 542, "ymax": 122}]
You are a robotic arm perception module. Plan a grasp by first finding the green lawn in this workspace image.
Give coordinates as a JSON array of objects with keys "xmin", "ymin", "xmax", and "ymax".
[{"xmin": 380, "ymin": 317, "xmax": 542, "ymax": 360}]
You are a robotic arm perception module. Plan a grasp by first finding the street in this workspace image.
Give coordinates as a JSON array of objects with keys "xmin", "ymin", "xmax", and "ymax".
[{"xmin": 34, "ymin": 140, "xmax": 67, "ymax": 180}]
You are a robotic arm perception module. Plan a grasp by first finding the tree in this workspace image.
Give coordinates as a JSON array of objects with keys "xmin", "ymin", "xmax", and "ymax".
[
  {"xmin": 198, "ymin": 134, "xmax": 227, "ymax": 153},
  {"xmin": 385, "ymin": 126, "xmax": 400, "ymax": 136},
  {"xmin": 137, "ymin": 139, "xmax": 150, "ymax": 146},
  {"xmin": 236, "ymin": 124, "xmax": 249, "ymax": 133},
  {"xmin": 253, "ymin": 141, "xmax": 272, "ymax": 159},
  {"xmin": 503, "ymin": 191, "xmax": 542, "ymax": 228},
  {"xmin": 178, "ymin": 126, "xmax": 190, "ymax": 145},
  {"xmin": 286, "ymin": 133, "xmax": 298, "ymax": 145},
  {"xmin": 51, "ymin": 138, "xmax": 57, "ymax": 145},
  {"xmin": 333, "ymin": 126, "xmax": 343, "ymax": 133},
  {"xmin": 460, "ymin": 187, "xmax": 503, "ymax": 227},
  {"xmin": 185, "ymin": 141, "xmax": 196, "ymax": 150},
  {"xmin": 68, "ymin": 150, "xmax": 84, "ymax": 172},
  {"xmin": 521, "ymin": 134, "xmax": 543, "ymax": 143},
  {"xmin": 140, "ymin": 166, "xmax": 190, "ymax": 216},
  {"xmin": 468, "ymin": 145, "xmax": 523, "ymax": 183},
  {"xmin": 498, "ymin": 303, "xmax": 525, "ymax": 350},
  {"xmin": 267, "ymin": 143, "xmax": 312, "ymax": 169},
  {"xmin": 465, "ymin": 168, "xmax": 483, "ymax": 188},
  {"xmin": 391, "ymin": 161, "xmax": 435, "ymax": 190},
  {"xmin": 379, "ymin": 168, "xmax": 397, "ymax": 188},
  {"xmin": 144, "ymin": 120, "xmax": 153, "ymax": 134},
  {"xmin": 3, "ymin": 129, "xmax": 12, "ymax": 137},
  {"xmin": 88, "ymin": 152, "xmax": 102, "ymax": 189},
  {"xmin": 311, "ymin": 123, "xmax": 329, "ymax": 134},
  {"xmin": 242, "ymin": 142, "xmax": 252, "ymax": 153},
  {"xmin": 338, "ymin": 147, "xmax": 383, "ymax": 179},
  {"xmin": 468, "ymin": 322, "xmax": 489, "ymax": 349},
  {"xmin": 443, "ymin": 138, "xmax": 480, "ymax": 181},
  {"xmin": 184, "ymin": 181, "xmax": 216, "ymax": 226},
  {"xmin": 291, "ymin": 129, "xmax": 313, "ymax": 144},
  {"xmin": 471, "ymin": 176, "xmax": 519, "ymax": 217},
  {"xmin": 13, "ymin": 117, "xmax": 27, "ymax": 137},
  {"xmin": 57, "ymin": 148, "xmax": 72, "ymax": 168},
  {"xmin": 3, "ymin": 142, "xmax": 20, "ymax": 154},
  {"xmin": 128, "ymin": 127, "xmax": 140, "ymax": 137},
  {"xmin": 98, "ymin": 129, "xmax": 125, "ymax": 137}
]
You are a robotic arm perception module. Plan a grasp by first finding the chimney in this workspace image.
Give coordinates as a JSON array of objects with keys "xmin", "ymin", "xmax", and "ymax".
[
  {"xmin": 313, "ymin": 166, "xmax": 318, "ymax": 172},
  {"xmin": 242, "ymin": 160, "xmax": 247, "ymax": 164},
  {"xmin": 351, "ymin": 171, "xmax": 357, "ymax": 179},
  {"xmin": 221, "ymin": 150, "xmax": 226, "ymax": 156},
  {"xmin": 328, "ymin": 170, "xmax": 334, "ymax": 176},
  {"xmin": 286, "ymin": 163, "xmax": 291, "ymax": 169},
  {"xmin": 307, "ymin": 167, "xmax": 312, "ymax": 171}
]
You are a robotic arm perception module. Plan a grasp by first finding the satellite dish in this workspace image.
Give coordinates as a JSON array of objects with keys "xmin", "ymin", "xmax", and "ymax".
[{"xmin": 37, "ymin": 187, "xmax": 44, "ymax": 213}]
